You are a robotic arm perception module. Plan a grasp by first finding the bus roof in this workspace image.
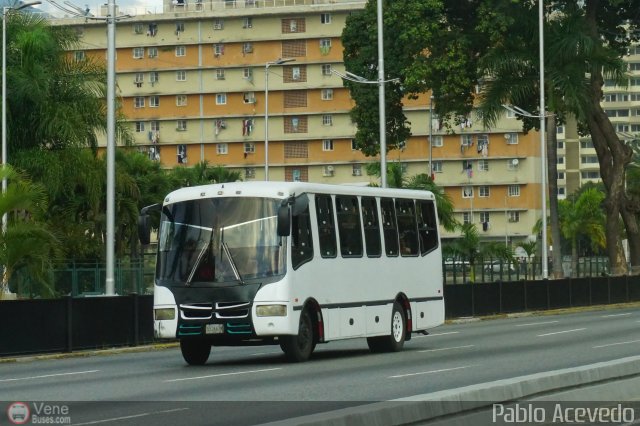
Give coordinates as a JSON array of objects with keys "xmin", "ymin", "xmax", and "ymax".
[{"xmin": 163, "ymin": 181, "xmax": 435, "ymax": 205}]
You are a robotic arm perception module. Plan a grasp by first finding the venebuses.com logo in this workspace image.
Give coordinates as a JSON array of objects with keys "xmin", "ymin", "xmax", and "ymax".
[
  {"xmin": 6, "ymin": 402, "xmax": 71, "ymax": 425},
  {"xmin": 7, "ymin": 402, "xmax": 30, "ymax": 425}
]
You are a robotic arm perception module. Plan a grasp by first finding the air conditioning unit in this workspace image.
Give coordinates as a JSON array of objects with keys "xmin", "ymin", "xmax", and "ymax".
[
  {"xmin": 323, "ymin": 166, "xmax": 334, "ymax": 176},
  {"xmin": 214, "ymin": 24, "xmax": 223, "ymax": 30},
  {"xmin": 511, "ymin": 158, "xmax": 519, "ymax": 166}
]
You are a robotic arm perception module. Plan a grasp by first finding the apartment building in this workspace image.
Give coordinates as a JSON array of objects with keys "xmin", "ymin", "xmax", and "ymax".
[{"xmin": 50, "ymin": 0, "xmax": 545, "ymax": 244}]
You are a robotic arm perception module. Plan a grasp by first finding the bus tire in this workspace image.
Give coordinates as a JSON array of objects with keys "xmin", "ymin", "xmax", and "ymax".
[
  {"xmin": 180, "ymin": 339, "xmax": 211, "ymax": 365},
  {"xmin": 367, "ymin": 301, "xmax": 406, "ymax": 353},
  {"xmin": 280, "ymin": 309, "xmax": 314, "ymax": 362}
]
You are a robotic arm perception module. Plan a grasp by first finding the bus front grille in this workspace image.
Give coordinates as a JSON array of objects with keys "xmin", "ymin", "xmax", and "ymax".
[
  {"xmin": 215, "ymin": 301, "xmax": 250, "ymax": 319},
  {"xmin": 180, "ymin": 303, "xmax": 213, "ymax": 320}
]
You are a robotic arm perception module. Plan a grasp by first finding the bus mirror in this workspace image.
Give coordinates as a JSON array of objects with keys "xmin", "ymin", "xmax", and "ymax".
[
  {"xmin": 138, "ymin": 214, "xmax": 151, "ymax": 245},
  {"xmin": 138, "ymin": 203, "xmax": 161, "ymax": 245},
  {"xmin": 291, "ymin": 194, "xmax": 309, "ymax": 216},
  {"xmin": 277, "ymin": 204, "xmax": 290, "ymax": 237}
]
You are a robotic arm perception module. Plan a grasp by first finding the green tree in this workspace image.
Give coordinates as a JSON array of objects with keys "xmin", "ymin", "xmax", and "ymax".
[
  {"xmin": 558, "ymin": 187, "xmax": 606, "ymax": 277},
  {"xmin": 168, "ymin": 161, "xmax": 242, "ymax": 187},
  {"xmin": 0, "ymin": 166, "xmax": 61, "ymax": 298},
  {"xmin": 342, "ymin": 0, "xmax": 639, "ymax": 275},
  {"xmin": 444, "ymin": 223, "xmax": 513, "ymax": 283}
]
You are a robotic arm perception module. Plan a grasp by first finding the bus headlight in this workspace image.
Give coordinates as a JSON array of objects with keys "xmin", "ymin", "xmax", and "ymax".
[
  {"xmin": 256, "ymin": 305, "xmax": 287, "ymax": 317},
  {"xmin": 154, "ymin": 308, "xmax": 176, "ymax": 320}
]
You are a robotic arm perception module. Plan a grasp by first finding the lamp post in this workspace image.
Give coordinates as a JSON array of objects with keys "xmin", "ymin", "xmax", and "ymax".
[
  {"xmin": 264, "ymin": 58, "xmax": 294, "ymax": 181},
  {"xmin": 538, "ymin": 0, "xmax": 548, "ymax": 279},
  {"xmin": 376, "ymin": 0, "xmax": 386, "ymax": 187},
  {"xmin": 428, "ymin": 95, "xmax": 434, "ymax": 179},
  {"xmin": 2, "ymin": 0, "xmax": 41, "ymax": 235},
  {"xmin": 105, "ymin": 0, "xmax": 116, "ymax": 295}
]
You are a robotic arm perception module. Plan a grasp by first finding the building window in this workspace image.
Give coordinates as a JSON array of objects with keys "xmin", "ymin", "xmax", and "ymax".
[
  {"xmin": 244, "ymin": 143, "xmax": 255, "ymax": 153},
  {"xmin": 505, "ymin": 133, "xmax": 518, "ymax": 144},
  {"xmin": 175, "ymin": 22, "xmax": 185, "ymax": 33},
  {"xmin": 463, "ymin": 212, "xmax": 473, "ymax": 225},
  {"xmin": 352, "ymin": 164, "xmax": 362, "ymax": 176},
  {"xmin": 431, "ymin": 135, "xmax": 443, "ymax": 147},
  {"xmin": 507, "ymin": 158, "xmax": 519, "ymax": 170},
  {"xmin": 319, "ymin": 38, "xmax": 331, "ymax": 55},
  {"xmin": 148, "ymin": 47, "xmax": 158, "ymax": 58},
  {"xmin": 176, "ymin": 70, "xmax": 186, "ymax": 81},
  {"xmin": 557, "ymin": 156, "xmax": 565, "ymax": 165},
  {"xmin": 243, "ymin": 68, "xmax": 253, "ymax": 80},
  {"xmin": 508, "ymin": 184, "xmax": 520, "ymax": 197},
  {"xmin": 322, "ymin": 139, "xmax": 334, "ymax": 151},
  {"xmin": 322, "ymin": 64, "xmax": 332, "ymax": 76},
  {"xmin": 176, "ymin": 120, "xmax": 187, "ymax": 131},
  {"xmin": 216, "ymin": 93, "xmax": 227, "ymax": 105},
  {"xmin": 216, "ymin": 69, "xmax": 225, "ymax": 80},
  {"xmin": 214, "ymin": 44, "xmax": 224, "ymax": 56},
  {"xmin": 176, "ymin": 95, "xmax": 187, "ymax": 106},
  {"xmin": 151, "ymin": 121, "xmax": 160, "ymax": 132},
  {"xmin": 321, "ymin": 89, "xmax": 333, "ymax": 100},
  {"xmin": 216, "ymin": 143, "xmax": 228, "ymax": 154},
  {"xmin": 292, "ymin": 67, "xmax": 301, "ymax": 80},
  {"xmin": 581, "ymin": 155, "xmax": 599, "ymax": 164},
  {"xmin": 74, "ymin": 51, "xmax": 85, "ymax": 61},
  {"xmin": 213, "ymin": 18, "xmax": 224, "ymax": 30},
  {"xmin": 175, "ymin": 46, "xmax": 186, "ymax": 57},
  {"xmin": 134, "ymin": 72, "xmax": 144, "ymax": 85},
  {"xmin": 322, "ymin": 114, "xmax": 333, "ymax": 126},
  {"xmin": 132, "ymin": 47, "xmax": 144, "ymax": 59},
  {"xmin": 134, "ymin": 97, "xmax": 145, "ymax": 108},
  {"xmin": 509, "ymin": 211, "xmax": 520, "ymax": 223},
  {"xmin": 149, "ymin": 72, "xmax": 159, "ymax": 83},
  {"xmin": 242, "ymin": 17, "xmax": 253, "ymax": 29},
  {"xmin": 462, "ymin": 186, "xmax": 473, "ymax": 198},
  {"xmin": 243, "ymin": 42, "xmax": 253, "ymax": 54},
  {"xmin": 581, "ymin": 171, "xmax": 600, "ymax": 179},
  {"xmin": 135, "ymin": 122, "xmax": 145, "ymax": 132},
  {"xmin": 320, "ymin": 13, "xmax": 331, "ymax": 24},
  {"xmin": 558, "ymin": 187, "xmax": 566, "ymax": 196},
  {"xmin": 557, "ymin": 141, "xmax": 564, "ymax": 149},
  {"xmin": 558, "ymin": 172, "xmax": 565, "ymax": 180},
  {"xmin": 478, "ymin": 159, "xmax": 489, "ymax": 171},
  {"xmin": 461, "ymin": 134, "xmax": 473, "ymax": 147},
  {"xmin": 480, "ymin": 211, "xmax": 490, "ymax": 224},
  {"xmin": 134, "ymin": 23, "xmax": 144, "ymax": 34},
  {"xmin": 243, "ymin": 92, "xmax": 256, "ymax": 104},
  {"xmin": 506, "ymin": 109, "xmax": 516, "ymax": 118},
  {"xmin": 245, "ymin": 167, "xmax": 255, "ymax": 179},
  {"xmin": 150, "ymin": 96, "xmax": 160, "ymax": 107},
  {"xmin": 479, "ymin": 186, "xmax": 490, "ymax": 197},
  {"xmin": 432, "ymin": 160, "xmax": 443, "ymax": 173},
  {"xmin": 177, "ymin": 144, "xmax": 187, "ymax": 164}
]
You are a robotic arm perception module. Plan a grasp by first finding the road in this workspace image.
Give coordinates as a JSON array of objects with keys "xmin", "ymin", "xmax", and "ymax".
[{"xmin": 2, "ymin": 306, "xmax": 640, "ymax": 425}]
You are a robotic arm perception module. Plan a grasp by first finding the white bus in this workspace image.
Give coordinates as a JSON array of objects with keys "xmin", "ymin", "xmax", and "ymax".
[{"xmin": 138, "ymin": 181, "xmax": 444, "ymax": 365}]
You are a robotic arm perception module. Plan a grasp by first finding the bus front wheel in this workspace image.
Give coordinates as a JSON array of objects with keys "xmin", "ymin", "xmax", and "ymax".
[
  {"xmin": 180, "ymin": 339, "xmax": 211, "ymax": 365},
  {"xmin": 367, "ymin": 301, "xmax": 406, "ymax": 353},
  {"xmin": 280, "ymin": 309, "xmax": 314, "ymax": 362}
]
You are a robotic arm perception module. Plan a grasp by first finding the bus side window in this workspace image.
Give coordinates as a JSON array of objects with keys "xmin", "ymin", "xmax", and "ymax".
[
  {"xmin": 361, "ymin": 197, "xmax": 381, "ymax": 257},
  {"xmin": 417, "ymin": 200, "xmax": 439, "ymax": 255},
  {"xmin": 395, "ymin": 199, "xmax": 419, "ymax": 256},
  {"xmin": 380, "ymin": 198, "xmax": 399, "ymax": 257},
  {"xmin": 315, "ymin": 194, "xmax": 337, "ymax": 258},
  {"xmin": 336, "ymin": 195, "xmax": 363, "ymax": 257},
  {"xmin": 291, "ymin": 204, "xmax": 313, "ymax": 269}
]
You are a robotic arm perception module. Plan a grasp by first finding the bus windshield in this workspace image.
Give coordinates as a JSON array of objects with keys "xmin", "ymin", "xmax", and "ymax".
[{"xmin": 156, "ymin": 197, "xmax": 285, "ymax": 285}]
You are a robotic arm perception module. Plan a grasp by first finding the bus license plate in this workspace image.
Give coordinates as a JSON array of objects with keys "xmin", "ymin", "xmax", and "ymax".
[{"xmin": 205, "ymin": 324, "xmax": 224, "ymax": 335}]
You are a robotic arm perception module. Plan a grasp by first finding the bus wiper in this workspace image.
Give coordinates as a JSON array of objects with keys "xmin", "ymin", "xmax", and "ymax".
[
  {"xmin": 186, "ymin": 240, "xmax": 209, "ymax": 285},
  {"xmin": 222, "ymin": 241, "xmax": 244, "ymax": 285}
]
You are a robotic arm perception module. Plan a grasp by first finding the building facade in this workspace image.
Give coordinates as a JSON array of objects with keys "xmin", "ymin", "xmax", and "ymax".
[{"xmin": 51, "ymin": 0, "xmax": 546, "ymax": 244}]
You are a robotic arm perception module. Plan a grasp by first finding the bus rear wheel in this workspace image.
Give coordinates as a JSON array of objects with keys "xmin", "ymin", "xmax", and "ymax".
[
  {"xmin": 180, "ymin": 339, "xmax": 211, "ymax": 365},
  {"xmin": 367, "ymin": 301, "xmax": 406, "ymax": 353},
  {"xmin": 280, "ymin": 309, "xmax": 314, "ymax": 362}
]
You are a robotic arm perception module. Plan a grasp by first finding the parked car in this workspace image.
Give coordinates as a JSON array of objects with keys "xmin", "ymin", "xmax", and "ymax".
[{"xmin": 484, "ymin": 261, "xmax": 516, "ymax": 274}]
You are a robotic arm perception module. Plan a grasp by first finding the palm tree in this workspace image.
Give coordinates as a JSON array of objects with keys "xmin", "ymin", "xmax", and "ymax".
[
  {"xmin": 558, "ymin": 188, "xmax": 606, "ymax": 277},
  {"xmin": 168, "ymin": 161, "xmax": 242, "ymax": 187},
  {"xmin": 0, "ymin": 166, "xmax": 61, "ymax": 298},
  {"xmin": 444, "ymin": 223, "xmax": 513, "ymax": 283}
]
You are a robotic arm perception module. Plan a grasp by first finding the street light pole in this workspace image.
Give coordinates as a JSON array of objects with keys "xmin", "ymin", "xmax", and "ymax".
[
  {"xmin": 538, "ymin": 0, "xmax": 548, "ymax": 279},
  {"xmin": 376, "ymin": 0, "xmax": 387, "ymax": 188},
  {"xmin": 429, "ymin": 95, "xmax": 434, "ymax": 179},
  {"xmin": 264, "ymin": 58, "xmax": 294, "ymax": 181},
  {"xmin": 105, "ymin": 0, "xmax": 116, "ymax": 295},
  {"xmin": 2, "ymin": 1, "xmax": 41, "ymax": 235}
]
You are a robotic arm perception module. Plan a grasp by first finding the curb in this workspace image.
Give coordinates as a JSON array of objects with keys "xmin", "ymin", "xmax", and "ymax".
[{"xmin": 258, "ymin": 355, "xmax": 640, "ymax": 426}]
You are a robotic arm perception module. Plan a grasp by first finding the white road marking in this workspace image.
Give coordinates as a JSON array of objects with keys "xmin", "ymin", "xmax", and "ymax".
[
  {"xmin": 0, "ymin": 370, "xmax": 100, "ymax": 383},
  {"xmin": 74, "ymin": 408, "xmax": 189, "ymax": 425},
  {"xmin": 515, "ymin": 320, "xmax": 559, "ymax": 327},
  {"xmin": 537, "ymin": 328, "xmax": 586, "ymax": 337},
  {"xmin": 602, "ymin": 313, "xmax": 633, "ymax": 318},
  {"xmin": 164, "ymin": 367, "xmax": 282, "ymax": 382},
  {"xmin": 389, "ymin": 365, "xmax": 475, "ymax": 379},
  {"xmin": 593, "ymin": 339, "xmax": 640, "ymax": 349},
  {"xmin": 418, "ymin": 345, "xmax": 474, "ymax": 353}
]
